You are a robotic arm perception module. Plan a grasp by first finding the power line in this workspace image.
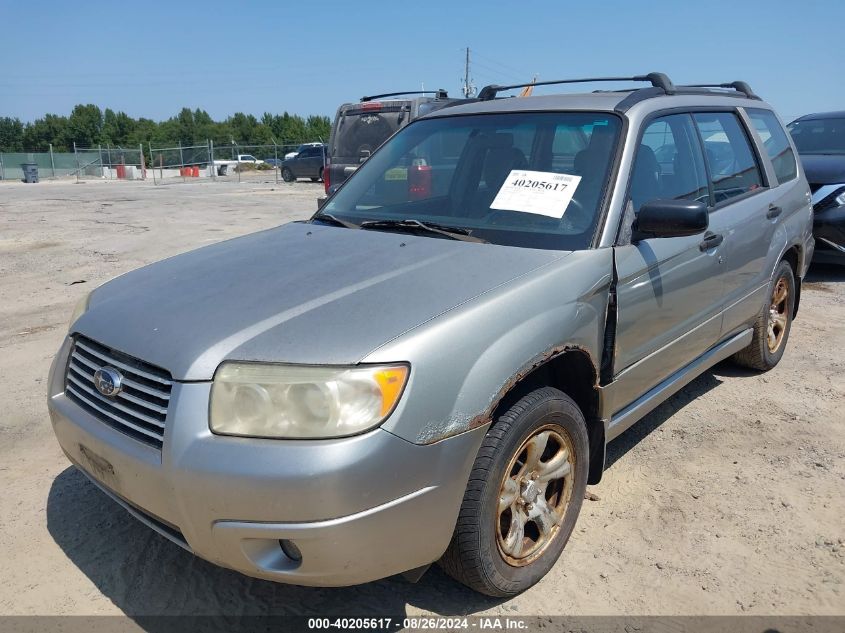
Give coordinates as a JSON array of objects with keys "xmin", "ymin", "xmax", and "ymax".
[{"xmin": 471, "ymin": 51, "xmax": 531, "ymax": 80}]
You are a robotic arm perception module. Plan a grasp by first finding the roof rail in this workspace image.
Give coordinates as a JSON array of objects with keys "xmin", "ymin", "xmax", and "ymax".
[
  {"xmin": 683, "ymin": 81, "xmax": 760, "ymax": 100},
  {"xmin": 361, "ymin": 89, "xmax": 448, "ymax": 102},
  {"xmin": 477, "ymin": 72, "xmax": 675, "ymax": 101}
]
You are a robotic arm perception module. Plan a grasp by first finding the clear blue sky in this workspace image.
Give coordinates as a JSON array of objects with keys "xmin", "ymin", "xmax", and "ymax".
[{"xmin": 2, "ymin": 0, "xmax": 842, "ymax": 123}]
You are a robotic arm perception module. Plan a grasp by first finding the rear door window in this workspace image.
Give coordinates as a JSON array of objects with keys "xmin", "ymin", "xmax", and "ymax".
[
  {"xmin": 746, "ymin": 109, "xmax": 798, "ymax": 183},
  {"xmin": 692, "ymin": 112, "xmax": 764, "ymax": 204}
]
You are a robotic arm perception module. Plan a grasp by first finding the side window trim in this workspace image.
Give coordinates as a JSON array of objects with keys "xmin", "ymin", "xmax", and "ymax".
[{"xmin": 687, "ymin": 112, "xmax": 716, "ymax": 209}]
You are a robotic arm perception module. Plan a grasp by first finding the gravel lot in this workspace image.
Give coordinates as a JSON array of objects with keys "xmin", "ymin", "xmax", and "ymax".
[{"xmin": 0, "ymin": 178, "xmax": 842, "ymax": 618}]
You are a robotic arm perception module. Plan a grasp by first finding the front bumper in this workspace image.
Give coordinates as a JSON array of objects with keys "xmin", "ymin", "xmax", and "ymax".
[
  {"xmin": 47, "ymin": 337, "xmax": 485, "ymax": 586},
  {"xmin": 813, "ymin": 204, "xmax": 845, "ymax": 263}
]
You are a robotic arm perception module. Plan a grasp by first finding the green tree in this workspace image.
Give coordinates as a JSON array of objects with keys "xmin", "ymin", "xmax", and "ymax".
[
  {"xmin": 0, "ymin": 104, "xmax": 332, "ymax": 153},
  {"xmin": 66, "ymin": 104, "xmax": 103, "ymax": 148},
  {"xmin": 0, "ymin": 117, "xmax": 25, "ymax": 151},
  {"xmin": 305, "ymin": 115, "xmax": 331, "ymax": 142},
  {"xmin": 127, "ymin": 117, "xmax": 158, "ymax": 148},
  {"xmin": 23, "ymin": 114, "xmax": 70, "ymax": 151},
  {"xmin": 102, "ymin": 109, "xmax": 136, "ymax": 147}
]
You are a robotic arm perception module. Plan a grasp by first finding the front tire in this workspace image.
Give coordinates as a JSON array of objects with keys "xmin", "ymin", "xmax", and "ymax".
[
  {"xmin": 439, "ymin": 387, "xmax": 589, "ymax": 597},
  {"xmin": 733, "ymin": 259, "xmax": 795, "ymax": 371},
  {"xmin": 281, "ymin": 167, "xmax": 295, "ymax": 182}
]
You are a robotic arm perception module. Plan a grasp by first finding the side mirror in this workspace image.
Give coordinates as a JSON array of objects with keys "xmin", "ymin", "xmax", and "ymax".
[{"xmin": 632, "ymin": 199, "xmax": 708, "ymax": 241}]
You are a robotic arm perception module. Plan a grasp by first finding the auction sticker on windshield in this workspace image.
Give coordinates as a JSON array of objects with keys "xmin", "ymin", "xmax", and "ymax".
[{"xmin": 491, "ymin": 170, "xmax": 581, "ymax": 218}]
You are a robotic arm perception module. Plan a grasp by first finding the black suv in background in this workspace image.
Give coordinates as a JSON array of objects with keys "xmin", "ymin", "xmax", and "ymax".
[
  {"xmin": 323, "ymin": 90, "xmax": 466, "ymax": 198},
  {"xmin": 281, "ymin": 144, "xmax": 327, "ymax": 182},
  {"xmin": 788, "ymin": 111, "xmax": 845, "ymax": 263}
]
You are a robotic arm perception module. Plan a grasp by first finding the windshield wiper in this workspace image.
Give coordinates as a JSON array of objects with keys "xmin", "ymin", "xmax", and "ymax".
[
  {"xmin": 359, "ymin": 219, "xmax": 488, "ymax": 243},
  {"xmin": 310, "ymin": 213, "xmax": 360, "ymax": 229}
]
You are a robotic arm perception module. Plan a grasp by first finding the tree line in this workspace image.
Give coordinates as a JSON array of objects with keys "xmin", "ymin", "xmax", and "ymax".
[{"xmin": 0, "ymin": 105, "xmax": 332, "ymax": 152}]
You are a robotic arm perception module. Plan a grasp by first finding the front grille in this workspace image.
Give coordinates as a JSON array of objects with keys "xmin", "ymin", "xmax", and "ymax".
[{"xmin": 65, "ymin": 336, "xmax": 172, "ymax": 449}]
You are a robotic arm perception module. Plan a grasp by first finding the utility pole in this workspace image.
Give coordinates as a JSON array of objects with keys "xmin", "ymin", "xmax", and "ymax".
[{"xmin": 462, "ymin": 47, "xmax": 476, "ymax": 98}]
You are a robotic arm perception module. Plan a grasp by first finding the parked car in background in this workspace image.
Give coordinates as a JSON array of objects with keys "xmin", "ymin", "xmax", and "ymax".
[
  {"xmin": 211, "ymin": 154, "xmax": 265, "ymax": 176},
  {"xmin": 285, "ymin": 142, "xmax": 325, "ymax": 160},
  {"xmin": 787, "ymin": 111, "xmax": 845, "ymax": 263},
  {"xmin": 237, "ymin": 154, "xmax": 263, "ymax": 164},
  {"xmin": 323, "ymin": 90, "xmax": 467, "ymax": 199},
  {"xmin": 264, "ymin": 158, "xmax": 283, "ymax": 169},
  {"xmin": 281, "ymin": 144, "xmax": 326, "ymax": 182},
  {"xmin": 48, "ymin": 73, "xmax": 813, "ymax": 598}
]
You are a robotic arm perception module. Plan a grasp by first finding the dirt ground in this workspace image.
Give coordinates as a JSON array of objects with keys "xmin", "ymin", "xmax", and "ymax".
[{"xmin": 0, "ymin": 178, "xmax": 842, "ymax": 618}]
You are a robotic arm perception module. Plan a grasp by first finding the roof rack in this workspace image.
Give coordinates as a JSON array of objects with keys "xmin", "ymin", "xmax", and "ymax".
[
  {"xmin": 477, "ymin": 72, "xmax": 675, "ymax": 101},
  {"xmin": 361, "ymin": 89, "xmax": 448, "ymax": 102},
  {"xmin": 682, "ymin": 81, "xmax": 759, "ymax": 100}
]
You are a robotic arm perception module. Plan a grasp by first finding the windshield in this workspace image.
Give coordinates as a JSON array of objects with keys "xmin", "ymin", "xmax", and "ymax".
[
  {"xmin": 787, "ymin": 118, "xmax": 845, "ymax": 155},
  {"xmin": 321, "ymin": 112, "xmax": 622, "ymax": 250}
]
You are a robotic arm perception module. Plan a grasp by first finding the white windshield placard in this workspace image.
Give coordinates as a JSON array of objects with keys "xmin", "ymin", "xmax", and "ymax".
[{"xmin": 490, "ymin": 170, "xmax": 581, "ymax": 218}]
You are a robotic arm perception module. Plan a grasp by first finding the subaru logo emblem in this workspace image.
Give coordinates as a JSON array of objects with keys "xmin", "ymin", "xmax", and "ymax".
[{"xmin": 93, "ymin": 367, "xmax": 123, "ymax": 397}]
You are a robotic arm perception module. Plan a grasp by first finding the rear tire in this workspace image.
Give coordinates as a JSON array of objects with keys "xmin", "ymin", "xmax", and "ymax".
[
  {"xmin": 439, "ymin": 387, "xmax": 588, "ymax": 597},
  {"xmin": 281, "ymin": 167, "xmax": 294, "ymax": 183},
  {"xmin": 733, "ymin": 259, "xmax": 795, "ymax": 371}
]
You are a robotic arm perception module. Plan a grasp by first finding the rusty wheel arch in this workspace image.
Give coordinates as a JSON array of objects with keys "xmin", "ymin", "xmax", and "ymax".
[{"xmin": 471, "ymin": 345, "xmax": 607, "ymax": 485}]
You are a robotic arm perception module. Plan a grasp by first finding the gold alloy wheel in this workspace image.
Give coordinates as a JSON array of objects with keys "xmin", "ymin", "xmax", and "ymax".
[
  {"xmin": 767, "ymin": 277, "xmax": 789, "ymax": 353},
  {"xmin": 496, "ymin": 425, "xmax": 575, "ymax": 567}
]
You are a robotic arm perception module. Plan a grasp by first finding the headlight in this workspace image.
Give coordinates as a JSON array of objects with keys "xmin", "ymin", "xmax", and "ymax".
[
  {"xmin": 210, "ymin": 362, "xmax": 409, "ymax": 439},
  {"xmin": 69, "ymin": 292, "xmax": 92, "ymax": 330},
  {"xmin": 836, "ymin": 190, "xmax": 845, "ymax": 206}
]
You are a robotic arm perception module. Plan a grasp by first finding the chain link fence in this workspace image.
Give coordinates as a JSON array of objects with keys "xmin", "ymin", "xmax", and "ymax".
[
  {"xmin": 0, "ymin": 145, "xmax": 146, "ymax": 182},
  {"xmin": 146, "ymin": 140, "xmax": 314, "ymax": 184},
  {"xmin": 73, "ymin": 144, "xmax": 146, "ymax": 181},
  {"xmin": 1, "ymin": 139, "xmax": 320, "ymax": 184}
]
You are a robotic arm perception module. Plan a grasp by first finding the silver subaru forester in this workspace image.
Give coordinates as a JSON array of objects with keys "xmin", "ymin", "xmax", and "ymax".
[{"xmin": 48, "ymin": 73, "xmax": 814, "ymax": 596}]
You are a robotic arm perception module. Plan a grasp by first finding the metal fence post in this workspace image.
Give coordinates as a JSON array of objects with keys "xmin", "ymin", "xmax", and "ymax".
[
  {"xmin": 107, "ymin": 143, "xmax": 113, "ymax": 180},
  {"xmin": 179, "ymin": 141, "xmax": 185, "ymax": 182},
  {"xmin": 208, "ymin": 140, "xmax": 216, "ymax": 181},
  {"xmin": 0, "ymin": 153, "xmax": 4, "ymax": 181},
  {"xmin": 236, "ymin": 143, "xmax": 241, "ymax": 183},
  {"xmin": 74, "ymin": 142, "xmax": 80, "ymax": 183},
  {"xmin": 148, "ymin": 143, "xmax": 156, "ymax": 185},
  {"xmin": 49, "ymin": 143, "xmax": 56, "ymax": 179},
  {"xmin": 274, "ymin": 142, "xmax": 279, "ymax": 184},
  {"xmin": 140, "ymin": 143, "xmax": 146, "ymax": 180}
]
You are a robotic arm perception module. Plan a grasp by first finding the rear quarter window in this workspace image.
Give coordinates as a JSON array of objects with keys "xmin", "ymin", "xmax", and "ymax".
[{"xmin": 746, "ymin": 108, "xmax": 798, "ymax": 184}]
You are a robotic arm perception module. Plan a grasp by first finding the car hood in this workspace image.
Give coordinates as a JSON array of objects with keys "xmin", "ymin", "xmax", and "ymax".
[
  {"xmin": 74, "ymin": 222, "xmax": 568, "ymax": 380},
  {"xmin": 800, "ymin": 154, "xmax": 845, "ymax": 185}
]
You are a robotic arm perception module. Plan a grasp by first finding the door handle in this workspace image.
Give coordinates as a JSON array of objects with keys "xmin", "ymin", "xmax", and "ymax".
[
  {"xmin": 699, "ymin": 232, "xmax": 724, "ymax": 251},
  {"xmin": 766, "ymin": 204, "xmax": 783, "ymax": 219}
]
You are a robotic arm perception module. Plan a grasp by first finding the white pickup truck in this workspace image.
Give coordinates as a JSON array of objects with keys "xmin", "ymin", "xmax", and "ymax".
[{"xmin": 212, "ymin": 154, "xmax": 264, "ymax": 176}]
